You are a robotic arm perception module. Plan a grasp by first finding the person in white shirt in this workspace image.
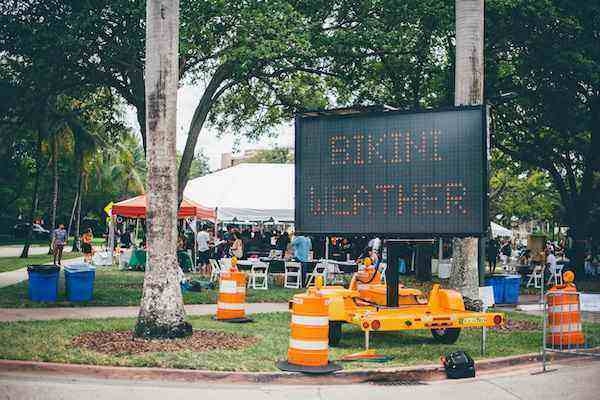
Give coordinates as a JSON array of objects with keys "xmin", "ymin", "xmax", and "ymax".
[
  {"xmin": 546, "ymin": 250, "xmax": 558, "ymax": 284},
  {"xmin": 196, "ymin": 226, "xmax": 211, "ymax": 275},
  {"xmin": 368, "ymin": 237, "xmax": 381, "ymax": 253}
]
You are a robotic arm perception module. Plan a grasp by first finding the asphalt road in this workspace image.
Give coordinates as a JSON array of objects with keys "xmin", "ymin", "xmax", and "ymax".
[{"xmin": 1, "ymin": 360, "xmax": 598, "ymax": 400}]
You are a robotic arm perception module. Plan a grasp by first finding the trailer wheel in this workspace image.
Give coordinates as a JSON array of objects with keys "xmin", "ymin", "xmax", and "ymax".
[
  {"xmin": 431, "ymin": 328, "xmax": 461, "ymax": 344},
  {"xmin": 329, "ymin": 321, "xmax": 343, "ymax": 346}
]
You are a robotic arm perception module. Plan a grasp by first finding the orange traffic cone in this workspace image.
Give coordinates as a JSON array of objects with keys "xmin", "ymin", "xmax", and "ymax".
[
  {"xmin": 214, "ymin": 264, "xmax": 252, "ymax": 323},
  {"xmin": 277, "ymin": 277, "xmax": 342, "ymax": 373},
  {"xmin": 546, "ymin": 271, "xmax": 584, "ymax": 347}
]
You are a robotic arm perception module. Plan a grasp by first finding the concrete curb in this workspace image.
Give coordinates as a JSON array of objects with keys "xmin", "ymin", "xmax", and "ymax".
[{"xmin": 0, "ymin": 352, "xmax": 584, "ymax": 385}]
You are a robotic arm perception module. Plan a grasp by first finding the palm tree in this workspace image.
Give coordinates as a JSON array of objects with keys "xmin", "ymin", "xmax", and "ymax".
[
  {"xmin": 47, "ymin": 124, "xmax": 70, "ymax": 254},
  {"xmin": 449, "ymin": 0, "xmax": 484, "ymax": 300},
  {"xmin": 47, "ymin": 132, "xmax": 59, "ymax": 254},
  {"xmin": 20, "ymin": 99, "xmax": 54, "ymax": 259},
  {"xmin": 110, "ymin": 134, "xmax": 147, "ymax": 195},
  {"xmin": 67, "ymin": 115, "xmax": 98, "ymax": 252},
  {"xmin": 134, "ymin": 0, "xmax": 191, "ymax": 339}
]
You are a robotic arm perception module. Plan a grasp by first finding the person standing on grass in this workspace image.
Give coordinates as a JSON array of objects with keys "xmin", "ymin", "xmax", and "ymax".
[
  {"xmin": 196, "ymin": 225, "xmax": 211, "ymax": 275},
  {"xmin": 230, "ymin": 231, "xmax": 244, "ymax": 259},
  {"xmin": 486, "ymin": 237, "xmax": 500, "ymax": 274},
  {"xmin": 81, "ymin": 228, "xmax": 93, "ymax": 263},
  {"xmin": 276, "ymin": 231, "xmax": 290, "ymax": 257},
  {"xmin": 500, "ymin": 239, "xmax": 512, "ymax": 268},
  {"xmin": 291, "ymin": 234, "xmax": 312, "ymax": 262},
  {"xmin": 51, "ymin": 223, "xmax": 67, "ymax": 265}
]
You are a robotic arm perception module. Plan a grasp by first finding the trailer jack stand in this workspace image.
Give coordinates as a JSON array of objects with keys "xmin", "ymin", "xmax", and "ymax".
[{"xmin": 339, "ymin": 331, "xmax": 392, "ymax": 363}]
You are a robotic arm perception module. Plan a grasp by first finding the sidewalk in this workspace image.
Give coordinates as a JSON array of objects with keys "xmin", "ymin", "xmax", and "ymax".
[
  {"xmin": 0, "ymin": 256, "xmax": 83, "ymax": 289},
  {"xmin": 0, "ymin": 245, "xmax": 73, "ymax": 258},
  {"xmin": 0, "ymin": 302, "xmax": 288, "ymax": 322}
]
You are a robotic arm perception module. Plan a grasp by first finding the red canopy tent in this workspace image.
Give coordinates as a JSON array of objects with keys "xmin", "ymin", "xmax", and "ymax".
[{"xmin": 112, "ymin": 194, "xmax": 216, "ymax": 221}]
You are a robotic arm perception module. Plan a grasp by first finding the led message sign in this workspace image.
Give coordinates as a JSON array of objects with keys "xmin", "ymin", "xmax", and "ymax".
[{"xmin": 295, "ymin": 106, "xmax": 487, "ymax": 236}]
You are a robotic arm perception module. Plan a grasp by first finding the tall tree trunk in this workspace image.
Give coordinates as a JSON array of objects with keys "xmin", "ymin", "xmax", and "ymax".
[
  {"xmin": 71, "ymin": 162, "xmax": 83, "ymax": 252},
  {"xmin": 135, "ymin": 0, "xmax": 191, "ymax": 339},
  {"xmin": 20, "ymin": 132, "xmax": 43, "ymax": 259},
  {"xmin": 450, "ymin": 0, "xmax": 484, "ymax": 300},
  {"xmin": 48, "ymin": 134, "xmax": 59, "ymax": 254},
  {"xmin": 66, "ymin": 191, "xmax": 79, "ymax": 243}
]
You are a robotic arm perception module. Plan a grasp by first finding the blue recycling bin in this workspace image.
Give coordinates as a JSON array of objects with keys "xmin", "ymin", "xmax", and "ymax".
[
  {"xmin": 485, "ymin": 275, "xmax": 505, "ymax": 304},
  {"xmin": 503, "ymin": 275, "xmax": 522, "ymax": 304},
  {"xmin": 27, "ymin": 265, "xmax": 60, "ymax": 302},
  {"xmin": 485, "ymin": 274, "xmax": 522, "ymax": 305},
  {"xmin": 64, "ymin": 263, "xmax": 96, "ymax": 302}
]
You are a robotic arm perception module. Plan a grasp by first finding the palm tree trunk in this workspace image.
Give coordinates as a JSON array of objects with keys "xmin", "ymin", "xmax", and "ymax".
[
  {"xmin": 20, "ymin": 132, "xmax": 43, "ymax": 259},
  {"xmin": 66, "ymin": 191, "xmax": 78, "ymax": 243},
  {"xmin": 134, "ymin": 0, "xmax": 191, "ymax": 339},
  {"xmin": 72, "ymin": 163, "xmax": 83, "ymax": 252},
  {"xmin": 450, "ymin": 0, "xmax": 484, "ymax": 300},
  {"xmin": 48, "ymin": 134, "xmax": 59, "ymax": 254}
]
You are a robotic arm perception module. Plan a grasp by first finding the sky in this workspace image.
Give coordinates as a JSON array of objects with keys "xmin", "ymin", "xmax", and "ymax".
[{"xmin": 123, "ymin": 84, "xmax": 295, "ymax": 170}]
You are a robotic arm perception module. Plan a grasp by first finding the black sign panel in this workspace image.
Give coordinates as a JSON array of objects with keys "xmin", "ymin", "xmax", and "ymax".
[{"xmin": 295, "ymin": 106, "xmax": 487, "ymax": 236}]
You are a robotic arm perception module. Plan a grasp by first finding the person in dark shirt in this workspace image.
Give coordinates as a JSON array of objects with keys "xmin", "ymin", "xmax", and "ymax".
[
  {"xmin": 276, "ymin": 231, "xmax": 290, "ymax": 257},
  {"xmin": 486, "ymin": 238, "xmax": 500, "ymax": 273},
  {"xmin": 120, "ymin": 229, "xmax": 132, "ymax": 248}
]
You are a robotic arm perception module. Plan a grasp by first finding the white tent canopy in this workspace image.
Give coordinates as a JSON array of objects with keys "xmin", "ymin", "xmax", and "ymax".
[
  {"xmin": 491, "ymin": 222, "xmax": 513, "ymax": 238},
  {"xmin": 184, "ymin": 163, "xmax": 294, "ymax": 222}
]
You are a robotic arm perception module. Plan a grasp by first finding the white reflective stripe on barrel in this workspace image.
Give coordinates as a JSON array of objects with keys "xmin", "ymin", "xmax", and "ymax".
[
  {"xmin": 220, "ymin": 280, "xmax": 237, "ymax": 294},
  {"xmin": 549, "ymin": 304, "xmax": 579, "ymax": 313},
  {"xmin": 357, "ymin": 284, "xmax": 371, "ymax": 291},
  {"xmin": 291, "ymin": 315, "xmax": 329, "ymax": 326},
  {"xmin": 217, "ymin": 302, "xmax": 245, "ymax": 310},
  {"xmin": 289, "ymin": 339, "xmax": 328, "ymax": 351},
  {"xmin": 550, "ymin": 323, "xmax": 582, "ymax": 333},
  {"xmin": 236, "ymin": 286, "xmax": 246, "ymax": 294}
]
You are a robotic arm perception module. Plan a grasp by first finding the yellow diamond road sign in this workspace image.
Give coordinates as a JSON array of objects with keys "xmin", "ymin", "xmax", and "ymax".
[{"xmin": 104, "ymin": 202, "xmax": 114, "ymax": 217}]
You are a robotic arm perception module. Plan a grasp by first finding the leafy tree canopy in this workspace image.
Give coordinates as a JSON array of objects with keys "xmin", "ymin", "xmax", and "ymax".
[{"xmin": 246, "ymin": 147, "xmax": 294, "ymax": 164}]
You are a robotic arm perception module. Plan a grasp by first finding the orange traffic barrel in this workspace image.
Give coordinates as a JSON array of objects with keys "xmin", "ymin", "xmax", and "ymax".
[
  {"xmin": 215, "ymin": 270, "xmax": 252, "ymax": 323},
  {"xmin": 277, "ymin": 278, "xmax": 341, "ymax": 373},
  {"xmin": 546, "ymin": 271, "xmax": 585, "ymax": 347}
]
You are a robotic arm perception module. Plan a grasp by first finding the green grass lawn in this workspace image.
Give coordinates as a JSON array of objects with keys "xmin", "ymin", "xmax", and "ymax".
[
  {"xmin": 0, "ymin": 253, "xmax": 82, "ymax": 274},
  {"xmin": 0, "ymin": 311, "xmax": 596, "ymax": 372},
  {"xmin": 0, "ymin": 267, "xmax": 303, "ymax": 307}
]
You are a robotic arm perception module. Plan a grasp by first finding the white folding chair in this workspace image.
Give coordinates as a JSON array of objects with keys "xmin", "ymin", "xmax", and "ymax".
[
  {"xmin": 547, "ymin": 264, "xmax": 564, "ymax": 286},
  {"xmin": 325, "ymin": 261, "xmax": 345, "ymax": 285},
  {"xmin": 250, "ymin": 261, "xmax": 269, "ymax": 290},
  {"xmin": 219, "ymin": 258, "xmax": 232, "ymax": 272},
  {"xmin": 119, "ymin": 249, "xmax": 132, "ymax": 269},
  {"xmin": 306, "ymin": 262, "xmax": 328, "ymax": 286},
  {"xmin": 284, "ymin": 261, "xmax": 302, "ymax": 289},
  {"xmin": 526, "ymin": 265, "xmax": 543, "ymax": 288},
  {"xmin": 92, "ymin": 250, "xmax": 112, "ymax": 266},
  {"xmin": 379, "ymin": 262, "xmax": 387, "ymax": 284},
  {"xmin": 209, "ymin": 259, "xmax": 221, "ymax": 282}
]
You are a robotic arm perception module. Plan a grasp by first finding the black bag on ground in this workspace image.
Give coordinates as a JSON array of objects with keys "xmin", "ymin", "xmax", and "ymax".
[{"xmin": 442, "ymin": 350, "xmax": 475, "ymax": 379}]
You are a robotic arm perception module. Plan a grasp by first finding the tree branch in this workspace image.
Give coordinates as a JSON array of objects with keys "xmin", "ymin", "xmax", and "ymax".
[{"xmin": 177, "ymin": 62, "xmax": 235, "ymax": 199}]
